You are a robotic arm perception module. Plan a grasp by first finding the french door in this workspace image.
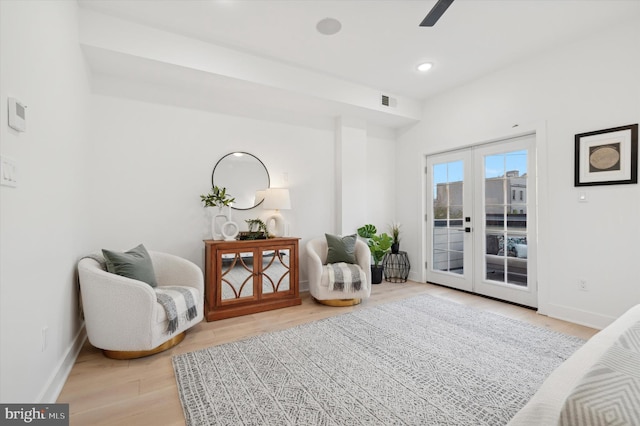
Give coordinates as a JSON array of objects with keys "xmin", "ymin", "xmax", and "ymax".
[{"xmin": 425, "ymin": 135, "xmax": 537, "ymax": 307}]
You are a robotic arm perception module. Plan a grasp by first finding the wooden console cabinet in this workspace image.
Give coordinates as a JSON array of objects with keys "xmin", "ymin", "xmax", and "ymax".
[{"xmin": 204, "ymin": 237, "xmax": 301, "ymax": 321}]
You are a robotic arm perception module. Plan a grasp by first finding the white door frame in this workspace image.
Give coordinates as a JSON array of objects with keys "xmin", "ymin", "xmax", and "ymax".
[
  {"xmin": 421, "ymin": 123, "xmax": 547, "ymax": 310},
  {"xmin": 472, "ymin": 135, "xmax": 537, "ymax": 307}
]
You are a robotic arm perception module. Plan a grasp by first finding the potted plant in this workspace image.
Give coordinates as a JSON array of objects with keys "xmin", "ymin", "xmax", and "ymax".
[
  {"xmin": 389, "ymin": 223, "xmax": 401, "ymax": 254},
  {"xmin": 200, "ymin": 186, "xmax": 235, "ymax": 208},
  {"xmin": 357, "ymin": 224, "xmax": 393, "ymax": 284},
  {"xmin": 240, "ymin": 218, "xmax": 268, "ymax": 240},
  {"xmin": 201, "ymin": 186, "xmax": 235, "ymax": 240}
]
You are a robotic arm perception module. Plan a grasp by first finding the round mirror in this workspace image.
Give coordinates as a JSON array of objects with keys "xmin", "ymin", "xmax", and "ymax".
[{"xmin": 212, "ymin": 152, "xmax": 270, "ymax": 210}]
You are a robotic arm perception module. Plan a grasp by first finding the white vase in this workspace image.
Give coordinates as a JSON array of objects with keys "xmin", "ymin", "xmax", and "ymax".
[
  {"xmin": 208, "ymin": 206, "xmax": 229, "ymax": 240},
  {"xmin": 221, "ymin": 221, "xmax": 239, "ymax": 241}
]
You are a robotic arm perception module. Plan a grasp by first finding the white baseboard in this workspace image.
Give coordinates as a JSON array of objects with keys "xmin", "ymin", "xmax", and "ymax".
[
  {"xmin": 544, "ymin": 303, "xmax": 616, "ymax": 330},
  {"xmin": 38, "ymin": 324, "xmax": 87, "ymax": 403}
]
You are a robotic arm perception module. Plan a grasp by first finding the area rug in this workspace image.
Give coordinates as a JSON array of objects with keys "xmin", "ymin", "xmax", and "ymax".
[{"xmin": 173, "ymin": 294, "xmax": 585, "ymax": 425}]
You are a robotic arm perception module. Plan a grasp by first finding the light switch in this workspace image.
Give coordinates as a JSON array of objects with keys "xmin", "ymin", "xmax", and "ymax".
[{"xmin": 0, "ymin": 156, "xmax": 18, "ymax": 187}]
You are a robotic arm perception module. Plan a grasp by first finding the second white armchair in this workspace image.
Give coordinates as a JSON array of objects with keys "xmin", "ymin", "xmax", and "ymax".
[{"xmin": 306, "ymin": 236, "xmax": 371, "ymax": 306}]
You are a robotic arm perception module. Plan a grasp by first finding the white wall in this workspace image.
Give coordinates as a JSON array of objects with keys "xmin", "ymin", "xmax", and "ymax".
[
  {"xmin": 366, "ymin": 132, "xmax": 397, "ymax": 235},
  {"xmin": 87, "ymin": 93, "xmax": 397, "ymax": 289},
  {"xmin": 336, "ymin": 117, "xmax": 368, "ymax": 235},
  {"xmin": 0, "ymin": 0, "xmax": 398, "ymax": 402},
  {"xmin": 0, "ymin": 1, "xmax": 92, "ymax": 402},
  {"xmin": 396, "ymin": 17, "xmax": 640, "ymax": 329}
]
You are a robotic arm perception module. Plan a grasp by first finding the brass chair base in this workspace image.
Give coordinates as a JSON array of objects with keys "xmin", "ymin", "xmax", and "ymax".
[
  {"xmin": 315, "ymin": 298, "xmax": 362, "ymax": 307},
  {"xmin": 102, "ymin": 331, "xmax": 186, "ymax": 360}
]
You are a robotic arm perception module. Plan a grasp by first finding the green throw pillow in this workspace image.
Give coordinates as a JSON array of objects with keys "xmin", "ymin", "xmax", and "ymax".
[
  {"xmin": 325, "ymin": 233, "xmax": 357, "ymax": 264},
  {"xmin": 102, "ymin": 244, "xmax": 158, "ymax": 288}
]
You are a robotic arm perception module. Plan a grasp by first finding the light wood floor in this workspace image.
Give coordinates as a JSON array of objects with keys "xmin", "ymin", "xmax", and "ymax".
[{"xmin": 58, "ymin": 281, "xmax": 598, "ymax": 426}]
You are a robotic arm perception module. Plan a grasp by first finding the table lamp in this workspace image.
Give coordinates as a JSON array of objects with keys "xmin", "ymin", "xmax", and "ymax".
[{"xmin": 263, "ymin": 188, "xmax": 291, "ymax": 237}]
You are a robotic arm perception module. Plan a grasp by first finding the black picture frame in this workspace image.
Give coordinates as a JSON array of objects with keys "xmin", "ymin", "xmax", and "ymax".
[{"xmin": 574, "ymin": 124, "xmax": 638, "ymax": 186}]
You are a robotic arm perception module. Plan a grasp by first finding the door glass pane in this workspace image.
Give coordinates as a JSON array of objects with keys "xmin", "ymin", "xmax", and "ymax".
[
  {"xmin": 449, "ymin": 182, "xmax": 463, "ymax": 205},
  {"xmin": 484, "ymin": 150, "xmax": 528, "ymax": 287},
  {"xmin": 507, "ymin": 258, "xmax": 527, "ymax": 286},
  {"xmin": 506, "ymin": 150, "xmax": 527, "ymax": 174},
  {"xmin": 433, "ymin": 227, "xmax": 448, "ymax": 251},
  {"xmin": 433, "ymin": 163, "xmax": 448, "ymax": 185},
  {"xmin": 448, "ymin": 161, "xmax": 463, "ymax": 183},
  {"xmin": 433, "ymin": 249, "xmax": 449, "ymax": 272},
  {"xmin": 485, "ymin": 204, "xmax": 504, "ymax": 231},
  {"xmin": 449, "ymin": 250, "xmax": 464, "ymax": 274},
  {"xmin": 485, "ymin": 178, "xmax": 505, "ymax": 204},
  {"xmin": 507, "ymin": 210, "xmax": 527, "ymax": 230},
  {"xmin": 506, "ymin": 234, "xmax": 527, "ymax": 258},
  {"xmin": 449, "ymin": 206, "xmax": 463, "ymax": 219},
  {"xmin": 485, "ymin": 155, "xmax": 505, "ymax": 178},
  {"xmin": 506, "ymin": 150, "xmax": 528, "ymax": 231},
  {"xmin": 434, "ymin": 206, "xmax": 447, "ymax": 220},
  {"xmin": 431, "ymin": 160, "xmax": 464, "ymax": 275},
  {"xmin": 486, "ymin": 256, "xmax": 505, "ymax": 282},
  {"xmin": 485, "ymin": 233, "xmax": 502, "ymax": 255},
  {"xmin": 448, "ymin": 229, "xmax": 464, "ymax": 251}
]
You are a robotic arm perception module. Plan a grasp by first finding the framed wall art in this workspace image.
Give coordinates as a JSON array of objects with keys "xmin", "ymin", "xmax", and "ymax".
[{"xmin": 574, "ymin": 123, "xmax": 638, "ymax": 186}]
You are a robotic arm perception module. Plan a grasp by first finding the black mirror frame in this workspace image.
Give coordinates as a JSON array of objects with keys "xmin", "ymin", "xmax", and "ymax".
[{"xmin": 211, "ymin": 152, "xmax": 270, "ymax": 210}]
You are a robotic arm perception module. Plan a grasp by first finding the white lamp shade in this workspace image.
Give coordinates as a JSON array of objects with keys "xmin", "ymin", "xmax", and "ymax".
[{"xmin": 262, "ymin": 188, "xmax": 291, "ymax": 210}]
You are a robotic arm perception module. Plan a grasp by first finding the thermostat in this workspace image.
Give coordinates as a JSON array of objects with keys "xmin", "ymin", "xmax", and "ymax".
[{"xmin": 8, "ymin": 97, "xmax": 26, "ymax": 132}]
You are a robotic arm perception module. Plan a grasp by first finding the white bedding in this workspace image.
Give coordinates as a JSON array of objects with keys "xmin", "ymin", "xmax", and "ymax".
[{"xmin": 508, "ymin": 304, "xmax": 640, "ymax": 425}]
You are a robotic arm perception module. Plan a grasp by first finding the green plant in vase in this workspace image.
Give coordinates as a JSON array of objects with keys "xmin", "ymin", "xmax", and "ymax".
[
  {"xmin": 200, "ymin": 186, "xmax": 235, "ymax": 240},
  {"xmin": 368, "ymin": 233, "xmax": 393, "ymax": 267},
  {"xmin": 357, "ymin": 224, "xmax": 377, "ymax": 239},
  {"xmin": 200, "ymin": 186, "xmax": 235, "ymax": 208},
  {"xmin": 242, "ymin": 218, "xmax": 269, "ymax": 240},
  {"xmin": 389, "ymin": 223, "xmax": 401, "ymax": 254},
  {"xmin": 357, "ymin": 224, "xmax": 393, "ymax": 284}
]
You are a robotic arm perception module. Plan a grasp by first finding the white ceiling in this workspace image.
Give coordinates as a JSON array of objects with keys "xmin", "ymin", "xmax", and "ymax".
[{"xmin": 78, "ymin": 0, "xmax": 640, "ymax": 102}]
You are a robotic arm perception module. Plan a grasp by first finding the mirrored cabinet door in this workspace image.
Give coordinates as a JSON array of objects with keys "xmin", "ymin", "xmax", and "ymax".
[
  {"xmin": 262, "ymin": 248, "xmax": 291, "ymax": 294},
  {"xmin": 220, "ymin": 251, "xmax": 255, "ymax": 303}
]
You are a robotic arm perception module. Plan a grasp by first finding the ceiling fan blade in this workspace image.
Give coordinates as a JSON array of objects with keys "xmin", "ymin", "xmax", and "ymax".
[{"xmin": 420, "ymin": 0, "xmax": 454, "ymax": 27}]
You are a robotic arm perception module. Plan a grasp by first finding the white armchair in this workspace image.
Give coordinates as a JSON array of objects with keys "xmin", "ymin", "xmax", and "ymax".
[
  {"xmin": 78, "ymin": 251, "xmax": 204, "ymax": 359},
  {"xmin": 306, "ymin": 237, "xmax": 371, "ymax": 306}
]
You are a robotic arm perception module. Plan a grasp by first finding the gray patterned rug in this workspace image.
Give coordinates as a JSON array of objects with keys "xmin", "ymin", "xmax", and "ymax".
[{"xmin": 173, "ymin": 294, "xmax": 584, "ymax": 425}]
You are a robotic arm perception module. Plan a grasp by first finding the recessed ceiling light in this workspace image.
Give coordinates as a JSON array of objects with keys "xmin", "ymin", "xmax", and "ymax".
[
  {"xmin": 316, "ymin": 18, "xmax": 342, "ymax": 36},
  {"xmin": 417, "ymin": 62, "xmax": 433, "ymax": 72}
]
